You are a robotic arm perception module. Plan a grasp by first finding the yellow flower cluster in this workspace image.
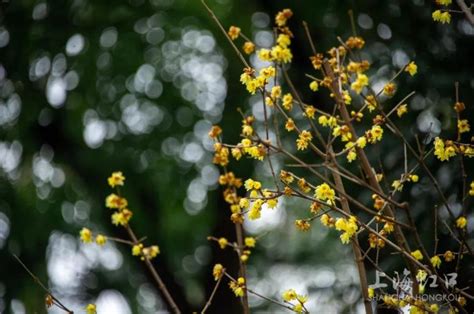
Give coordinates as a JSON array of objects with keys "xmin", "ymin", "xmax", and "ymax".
[
  {"xmin": 350, "ymin": 73, "xmax": 369, "ymax": 94},
  {"xmin": 275, "ymin": 8, "xmax": 293, "ymax": 27},
  {"xmin": 132, "ymin": 243, "xmax": 160, "ymax": 260},
  {"xmin": 434, "ymin": 137, "xmax": 456, "ymax": 161},
  {"xmin": 212, "ymin": 263, "xmax": 224, "ymax": 280},
  {"xmin": 80, "ymin": 228, "xmax": 108, "ymax": 246},
  {"xmin": 314, "ymin": 183, "xmax": 336, "ymax": 205},
  {"xmin": 334, "ymin": 216, "xmax": 358, "ymax": 244},
  {"xmin": 213, "ymin": 143, "xmax": 230, "ymax": 166},
  {"xmin": 432, "ymin": 10, "xmax": 451, "ymax": 24},
  {"xmin": 282, "ymin": 289, "xmax": 308, "ymax": 313},
  {"xmin": 229, "ymin": 277, "xmax": 246, "ymax": 297},
  {"xmin": 240, "ymin": 66, "xmax": 276, "ymax": 94},
  {"xmin": 295, "ymin": 219, "xmax": 311, "ymax": 231},
  {"xmin": 318, "ymin": 115, "xmax": 338, "ymax": 128},
  {"xmin": 296, "ymin": 130, "xmax": 312, "ymax": 150},
  {"xmin": 366, "ymin": 125, "xmax": 384, "ymax": 144}
]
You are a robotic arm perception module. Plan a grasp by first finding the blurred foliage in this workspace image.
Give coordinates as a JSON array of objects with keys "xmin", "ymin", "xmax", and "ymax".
[{"xmin": 0, "ymin": 0, "xmax": 473, "ymax": 313}]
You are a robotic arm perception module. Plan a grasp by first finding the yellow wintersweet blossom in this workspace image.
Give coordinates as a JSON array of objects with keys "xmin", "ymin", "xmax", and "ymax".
[
  {"xmin": 456, "ymin": 216, "xmax": 467, "ymax": 229},
  {"xmin": 277, "ymin": 34, "xmax": 291, "ymax": 47},
  {"xmin": 383, "ymin": 82, "xmax": 396, "ymax": 97},
  {"xmin": 318, "ymin": 115, "xmax": 337, "ymax": 128},
  {"xmin": 368, "ymin": 287, "xmax": 375, "ymax": 298},
  {"xmin": 458, "ymin": 119, "xmax": 470, "ymax": 133},
  {"xmin": 366, "ymin": 125, "xmax": 384, "ymax": 143},
  {"xmin": 244, "ymin": 179, "xmax": 261, "ymax": 191},
  {"xmin": 229, "ymin": 277, "xmax": 246, "ymax": 297},
  {"xmin": 434, "ymin": 137, "xmax": 457, "ymax": 161},
  {"xmin": 228, "ymin": 26, "xmax": 241, "ymax": 40},
  {"xmin": 86, "ymin": 304, "xmax": 97, "ymax": 314},
  {"xmin": 304, "ymin": 106, "xmax": 316, "ymax": 119},
  {"xmin": 111, "ymin": 209, "xmax": 132, "ymax": 226},
  {"xmin": 405, "ymin": 61, "xmax": 417, "ymax": 76},
  {"xmin": 335, "ymin": 216, "xmax": 358, "ymax": 244},
  {"xmin": 212, "ymin": 264, "xmax": 224, "ymax": 280},
  {"xmin": 436, "ymin": 0, "xmax": 452, "ymax": 5},
  {"xmin": 275, "ymin": 8, "xmax": 293, "ymax": 27},
  {"xmin": 242, "ymin": 41, "xmax": 255, "ymax": 55},
  {"xmin": 143, "ymin": 245, "xmax": 160, "ymax": 260},
  {"xmin": 432, "ymin": 10, "xmax": 451, "ymax": 24},
  {"xmin": 285, "ymin": 118, "xmax": 296, "ymax": 132},
  {"xmin": 397, "ymin": 104, "xmax": 408, "ymax": 117},
  {"xmin": 257, "ymin": 48, "xmax": 272, "ymax": 61},
  {"xmin": 314, "ymin": 183, "xmax": 336, "ymax": 204},
  {"xmin": 469, "ymin": 181, "xmax": 474, "ymax": 196},
  {"xmin": 431, "ymin": 255, "xmax": 442, "ymax": 268},
  {"xmin": 80, "ymin": 227, "xmax": 92, "ymax": 243},
  {"xmin": 295, "ymin": 219, "xmax": 311, "ymax": 231},
  {"xmin": 259, "ymin": 66, "xmax": 276, "ymax": 79},
  {"xmin": 245, "ymin": 237, "xmax": 256, "ymax": 247},
  {"xmin": 365, "ymin": 95, "xmax": 377, "ymax": 112},
  {"xmin": 444, "ymin": 250, "xmax": 455, "ymax": 262},
  {"xmin": 356, "ymin": 136, "xmax": 367, "ymax": 148},
  {"xmin": 132, "ymin": 243, "xmax": 143, "ymax": 256},
  {"xmin": 95, "ymin": 234, "xmax": 107, "ymax": 246},
  {"xmin": 108, "ymin": 171, "xmax": 125, "ymax": 188},
  {"xmin": 282, "ymin": 93, "xmax": 293, "ymax": 111},
  {"xmin": 411, "ymin": 249, "xmax": 423, "ymax": 261},
  {"xmin": 271, "ymin": 45, "xmax": 293, "ymax": 63},
  {"xmin": 282, "ymin": 289, "xmax": 297, "ymax": 301},
  {"xmin": 350, "ymin": 73, "xmax": 369, "ymax": 94},
  {"xmin": 271, "ymin": 86, "xmax": 282, "ymax": 99},
  {"xmin": 218, "ymin": 237, "xmax": 228, "ymax": 249},
  {"xmin": 105, "ymin": 193, "xmax": 128, "ymax": 209},
  {"xmin": 309, "ymin": 80, "xmax": 319, "ymax": 91},
  {"xmin": 296, "ymin": 130, "xmax": 312, "ymax": 150}
]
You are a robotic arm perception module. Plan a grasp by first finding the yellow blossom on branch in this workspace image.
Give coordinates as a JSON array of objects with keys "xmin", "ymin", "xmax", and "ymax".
[
  {"xmin": 95, "ymin": 234, "xmax": 107, "ymax": 246},
  {"xmin": 218, "ymin": 237, "xmax": 228, "ymax": 249},
  {"xmin": 212, "ymin": 264, "xmax": 224, "ymax": 280},
  {"xmin": 458, "ymin": 119, "xmax": 470, "ymax": 133},
  {"xmin": 296, "ymin": 130, "xmax": 312, "ymax": 150},
  {"xmin": 397, "ymin": 104, "xmax": 408, "ymax": 117},
  {"xmin": 456, "ymin": 216, "xmax": 467, "ymax": 229},
  {"xmin": 314, "ymin": 183, "xmax": 336, "ymax": 204},
  {"xmin": 405, "ymin": 61, "xmax": 417, "ymax": 76},
  {"xmin": 228, "ymin": 26, "xmax": 241, "ymax": 40},
  {"xmin": 86, "ymin": 304, "xmax": 97, "ymax": 314},
  {"xmin": 275, "ymin": 8, "xmax": 293, "ymax": 27},
  {"xmin": 309, "ymin": 80, "xmax": 319, "ymax": 91},
  {"xmin": 242, "ymin": 41, "xmax": 255, "ymax": 55},
  {"xmin": 432, "ymin": 10, "xmax": 451, "ymax": 23},
  {"xmin": 411, "ymin": 249, "xmax": 423, "ymax": 261},
  {"xmin": 80, "ymin": 227, "xmax": 92, "ymax": 243},
  {"xmin": 229, "ymin": 277, "xmax": 246, "ymax": 297},
  {"xmin": 431, "ymin": 255, "xmax": 442, "ymax": 268},
  {"xmin": 244, "ymin": 237, "xmax": 256, "ymax": 247},
  {"xmin": 108, "ymin": 171, "xmax": 125, "ymax": 188}
]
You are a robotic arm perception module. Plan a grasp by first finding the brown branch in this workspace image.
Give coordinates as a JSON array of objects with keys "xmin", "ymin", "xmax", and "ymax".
[
  {"xmin": 124, "ymin": 226, "xmax": 181, "ymax": 314},
  {"xmin": 456, "ymin": 0, "xmax": 474, "ymax": 25},
  {"xmin": 13, "ymin": 254, "xmax": 74, "ymax": 314}
]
